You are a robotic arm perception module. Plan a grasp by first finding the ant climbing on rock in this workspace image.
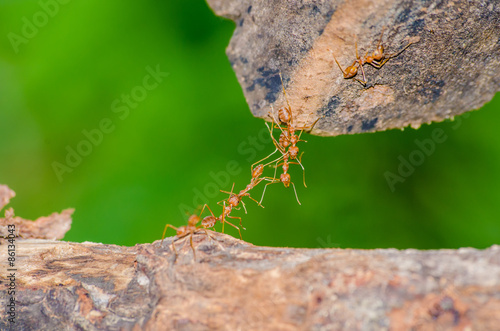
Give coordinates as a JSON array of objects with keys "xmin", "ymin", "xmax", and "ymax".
[{"xmin": 331, "ymin": 28, "xmax": 417, "ymax": 86}]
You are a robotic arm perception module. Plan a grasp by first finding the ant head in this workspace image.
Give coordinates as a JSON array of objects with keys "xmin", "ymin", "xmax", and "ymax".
[
  {"xmin": 345, "ymin": 65, "xmax": 358, "ymax": 78},
  {"xmin": 187, "ymin": 214, "xmax": 200, "ymax": 226},
  {"xmin": 373, "ymin": 45, "xmax": 384, "ymax": 60},
  {"xmin": 201, "ymin": 216, "xmax": 217, "ymax": 229},
  {"xmin": 289, "ymin": 146, "xmax": 299, "ymax": 159},
  {"xmin": 280, "ymin": 173, "xmax": 291, "ymax": 187},
  {"xmin": 278, "ymin": 106, "xmax": 292, "ymax": 124},
  {"xmin": 228, "ymin": 194, "xmax": 240, "ymax": 207}
]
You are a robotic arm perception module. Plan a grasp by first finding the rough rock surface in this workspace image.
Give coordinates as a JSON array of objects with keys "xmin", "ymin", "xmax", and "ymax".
[{"xmin": 207, "ymin": 0, "xmax": 500, "ymax": 136}]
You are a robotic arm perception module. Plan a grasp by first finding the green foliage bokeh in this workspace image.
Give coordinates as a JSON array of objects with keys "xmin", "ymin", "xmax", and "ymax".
[{"xmin": 1, "ymin": 0, "xmax": 499, "ymax": 249}]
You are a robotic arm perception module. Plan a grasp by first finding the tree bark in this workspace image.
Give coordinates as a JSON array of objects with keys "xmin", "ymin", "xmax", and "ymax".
[
  {"xmin": 206, "ymin": 0, "xmax": 500, "ymax": 136},
  {"xmin": 1, "ymin": 236, "xmax": 500, "ymax": 330},
  {"xmin": 2, "ymin": 185, "xmax": 500, "ymax": 330}
]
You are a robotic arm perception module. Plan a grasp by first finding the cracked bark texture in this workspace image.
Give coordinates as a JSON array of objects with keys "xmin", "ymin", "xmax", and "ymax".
[
  {"xmin": 206, "ymin": 0, "xmax": 500, "ymax": 136},
  {"xmin": 1, "ymin": 237, "xmax": 500, "ymax": 330},
  {"xmin": 1, "ymin": 185, "xmax": 500, "ymax": 330}
]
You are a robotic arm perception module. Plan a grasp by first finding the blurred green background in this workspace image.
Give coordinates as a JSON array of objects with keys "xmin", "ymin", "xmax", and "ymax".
[{"xmin": 1, "ymin": 0, "xmax": 499, "ymax": 249}]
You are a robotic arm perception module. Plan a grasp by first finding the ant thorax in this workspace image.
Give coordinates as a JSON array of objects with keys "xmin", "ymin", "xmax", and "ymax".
[
  {"xmin": 279, "ymin": 131, "xmax": 291, "ymax": 148},
  {"xmin": 280, "ymin": 173, "xmax": 290, "ymax": 187}
]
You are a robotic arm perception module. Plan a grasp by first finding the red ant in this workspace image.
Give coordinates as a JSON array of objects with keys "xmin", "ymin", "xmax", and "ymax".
[
  {"xmin": 161, "ymin": 204, "xmax": 214, "ymax": 260},
  {"xmin": 331, "ymin": 28, "xmax": 416, "ymax": 86},
  {"xmin": 161, "ymin": 203, "xmax": 244, "ymax": 260},
  {"xmin": 200, "ymin": 202, "xmax": 243, "ymax": 240},
  {"xmin": 262, "ymin": 152, "xmax": 304, "ymax": 205},
  {"xmin": 218, "ymin": 162, "xmax": 274, "ymax": 230}
]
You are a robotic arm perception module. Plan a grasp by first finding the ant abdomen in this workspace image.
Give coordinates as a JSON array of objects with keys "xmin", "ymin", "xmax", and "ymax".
[
  {"xmin": 289, "ymin": 146, "xmax": 299, "ymax": 159},
  {"xmin": 252, "ymin": 164, "xmax": 264, "ymax": 178},
  {"xmin": 202, "ymin": 216, "xmax": 217, "ymax": 229},
  {"xmin": 278, "ymin": 106, "xmax": 292, "ymax": 124},
  {"xmin": 280, "ymin": 173, "xmax": 291, "ymax": 188}
]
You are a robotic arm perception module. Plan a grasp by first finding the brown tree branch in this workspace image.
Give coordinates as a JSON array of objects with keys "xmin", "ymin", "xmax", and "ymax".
[
  {"xmin": 1, "ymin": 185, "xmax": 500, "ymax": 330},
  {"xmin": 1, "ymin": 236, "xmax": 499, "ymax": 330}
]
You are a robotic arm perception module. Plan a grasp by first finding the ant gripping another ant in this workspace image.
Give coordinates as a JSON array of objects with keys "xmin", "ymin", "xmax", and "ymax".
[
  {"xmin": 331, "ymin": 27, "xmax": 417, "ymax": 86},
  {"xmin": 256, "ymin": 72, "xmax": 319, "ymax": 205},
  {"xmin": 218, "ymin": 162, "xmax": 275, "ymax": 230}
]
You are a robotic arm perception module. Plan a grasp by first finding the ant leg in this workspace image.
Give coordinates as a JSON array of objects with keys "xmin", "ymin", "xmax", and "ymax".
[
  {"xmin": 170, "ymin": 232, "xmax": 189, "ymax": 259},
  {"xmin": 372, "ymin": 41, "xmax": 415, "ymax": 68},
  {"xmin": 219, "ymin": 183, "xmax": 236, "ymax": 201},
  {"xmin": 189, "ymin": 233, "xmax": 197, "ymax": 261},
  {"xmin": 243, "ymin": 193, "xmax": 265, "ymax": 209},
  {"xmin": 201, "ymin": 227, "xmax": 216, "ymax": 242},
  {"xmin": 184, "ymin": 205, "xmax": 201, "ymax": 218},
  {"xmin": 240, "ymin": 199, "xmax": 248, "ymax": 214},
  {"xmin": 202, "ymin": 204, "xmax": 216, "ymax": 218},
  {"xmin": 220, "ymin": 201, "xmax": 229, "ymax": 234},
  {"xmin": 161, "ymin": 224, "xmax": 179, "ymax": 245},
  {"xmin": 297, "ymin": 117, "xmax": 320, "ymax": 141},
  {"xmin": 260, "ymin": 180, "xmax": 278, "ymax": 205},
  {"xmin": 264, "ymin": 154, "xmax": 284, "ymax": 170},
  {"xmin": 289, "ymin": 152, "xmax": 307, "ymax": 188},
  {"xmin": 377, "ymin": 27, "xmax": 386, "ymax": 49},
  {"xmin": 332, "ymin": 51, "xmax": 349, "ymax": 77},
  {"xmin": 352, "ymin": 38, "xmax": 368, "ymax": 84},
  {"xmin": 354, "ymin": 35, "xmax": 359, "ymax": 59},
  {"xmin": 224, "ymin": 216, "xmax": 243, "ymax": 239},
  {"xmin": 171, "ymin": 239, "xmax": 178, "ymax": 258},
  {"xmin": 291, "ymin": 181, "xmax": 302, "ymax": 205},
  {"xmin": 278, "ymin": 72, "xmax": 292, "ymax": 112},
  {"xmin": 297, "ymin": 155, "xmax": 307, "ymax": 188},
  {"xmin": 271, "ymin": 157, "xmax": 280, "ymax": 181},
  {"xmin": 354, "ymin": 77, "xmax": 367, "ymax": 86},
  {"xmin": 358, "ymin": 62, "xmax": 368, "ymax": 85},
  {"xmin": 252, "ymin": 122, "xmax": 279, "ymax": 165}
]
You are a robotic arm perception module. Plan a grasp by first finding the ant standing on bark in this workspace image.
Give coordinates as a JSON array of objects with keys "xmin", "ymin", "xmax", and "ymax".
[
  {"xmin": 161, "ymin": 204, "xmax": 214, "ymax": 260},
  {"xmin": 331, "ymin": 28, "xmax": 417, "ymax": 86}
]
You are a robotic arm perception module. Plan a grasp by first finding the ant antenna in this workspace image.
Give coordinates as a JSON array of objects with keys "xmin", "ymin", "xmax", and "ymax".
[
  {"xmin": 291, "ymin": 182, "xmax": 301, "ymax": 205},
  {"xmin": 278, "ymin": 72, "xmax": 292, "ymax": 115}
]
